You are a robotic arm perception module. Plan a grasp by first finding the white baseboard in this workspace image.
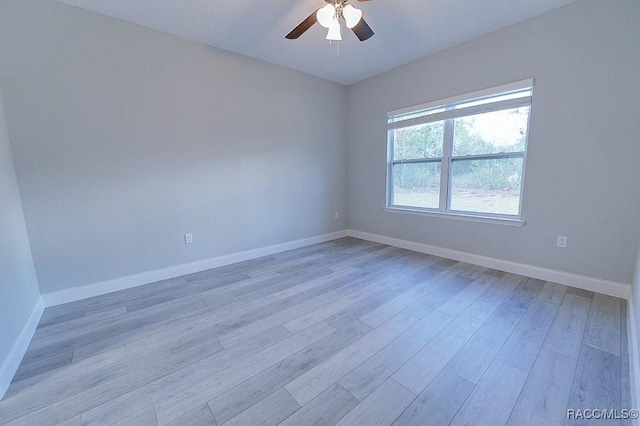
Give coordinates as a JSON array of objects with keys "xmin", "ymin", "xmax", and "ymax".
[
  {"xmin": 41, "ymin": 230, "xmax": 348, "ymax": 307},
  {"xmin": 347, "ymin": 229, "xmax": 631, "ymax": 299},
  {"xmin": 628, "ymin": 299, "xmax": 640, "ymax": 421},
  {"xmin": 0, "ymin": 296, "xmax": 44, "ymax": 400}
]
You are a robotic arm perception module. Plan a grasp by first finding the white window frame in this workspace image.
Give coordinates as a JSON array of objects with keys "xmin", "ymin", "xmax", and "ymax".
[{"xmin": 385, "ymin": 79, "xmax": 534, "ymax": 226}]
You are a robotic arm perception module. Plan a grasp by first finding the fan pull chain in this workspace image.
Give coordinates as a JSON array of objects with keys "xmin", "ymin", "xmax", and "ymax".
[
  {"xmin": 328, "ymin": 40, "xmax": 340, "ymax": 56},
  {"xmin": 329, "ymin": 39, "xmax": 340, "ymax": 56}
]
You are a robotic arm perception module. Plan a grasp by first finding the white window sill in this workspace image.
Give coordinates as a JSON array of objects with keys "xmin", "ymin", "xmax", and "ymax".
[{"xmin": 384, "ymin": 206, "xmax": 526, "ymax": 227}]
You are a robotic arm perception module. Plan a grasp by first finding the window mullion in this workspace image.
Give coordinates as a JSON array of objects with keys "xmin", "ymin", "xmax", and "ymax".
[
  {"xmin": 440, "ymin": 119, "xmax": 454, "ymax": 211},
  {"xmin": 392, "ymin": 158, "xmax": 443, "ymax": 165},
  {"xmin": 387, "ymin": 130, "xmax": 395, "ymax": 206},
  {"xmin": 450, "ymin": 152, "xmax": 525, "ymax": 161}
]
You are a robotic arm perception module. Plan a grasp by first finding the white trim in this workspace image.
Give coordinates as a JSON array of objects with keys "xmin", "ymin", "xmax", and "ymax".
[
  {"xmin": 41, "ymin": 230, "xmax": 348, "ymax": 307},
  {"xmin": 346, "ymin": 229, "xmax": 631, "ymax": 299},
  {"xmin": 0, "ymin": 297, "xmax": 44, "ymax": 401},
  {"xmin": 387, "ymin": 78, "xmax": 535, "ymax": 118},
  {"xmin": 384, "ymin": 207, "xmax": 525, "ymax": 227},
  {"xmin": 387, "ymin": 96, "xmax": 531, "ymax": 129},
  {"xmin": 628, "ymin": 298, "xmax": 640, "ymax": 421}
]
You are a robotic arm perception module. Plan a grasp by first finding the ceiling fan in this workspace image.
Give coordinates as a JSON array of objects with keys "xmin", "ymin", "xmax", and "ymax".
[{"xmin": 286, "ymin": 0, "xmax": 374, "ymax": 42}]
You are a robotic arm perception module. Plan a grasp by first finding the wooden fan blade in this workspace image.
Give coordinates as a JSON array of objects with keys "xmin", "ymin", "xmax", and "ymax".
[
  {"xmin": 286, "ymin": 10, "xmax": 319, "ymax": 39},
  {"xmin": 351, "ymin": 17, "xmax": 374, "ymax": 41}
]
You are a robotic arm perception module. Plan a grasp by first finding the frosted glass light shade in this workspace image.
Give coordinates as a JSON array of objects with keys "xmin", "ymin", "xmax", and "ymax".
[
  {"xmin": 317, "ymin": 4, "xmax": 336, "ymax": 28},
  {"xmin": 326, "ymin": 18, "xmax": 342, "ymax": 40},
  {"xmin": 342, "ymin": 5, "xmax": 362, "ymax": 29}
]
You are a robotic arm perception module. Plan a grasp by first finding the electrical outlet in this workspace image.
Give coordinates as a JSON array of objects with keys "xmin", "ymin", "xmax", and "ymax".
[
  {"xmin": 556, "ymin": 235, "xmax": 567, "ymax": 248},
  {"xmin": 185, "ymin": 233, "xmax": 193, "ymax": 244},
  {"xmin": 334, "ymin": 212, "xmax": 339, "ymax": 219}
]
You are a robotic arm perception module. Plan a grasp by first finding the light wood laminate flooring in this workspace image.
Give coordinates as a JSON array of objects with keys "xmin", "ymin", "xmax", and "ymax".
[{"xmin": 0, "ymin": 238, "xmax": 632, "ymax": 425}]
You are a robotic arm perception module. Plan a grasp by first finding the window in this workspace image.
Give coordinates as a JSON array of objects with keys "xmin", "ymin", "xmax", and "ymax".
[{"xmin": 387, "ymin": 79, "xmax": 533, "ymax": 221}]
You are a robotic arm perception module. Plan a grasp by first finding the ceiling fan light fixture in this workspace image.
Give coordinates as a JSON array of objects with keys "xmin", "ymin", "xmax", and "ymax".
[
  {"xmin": 317, "ymin": 4, "xmax": 336, "ymax": 28},
  {"xmin": 326, "ymin": 18, "xmax": 342, "ymax": 40},
  {"xmin": 286, "ymin": 0, "xmax": 373, "ymax": 42},
  {"xmin": 342, "ymin": 4, "xmax": 363, "ymax": 29}
]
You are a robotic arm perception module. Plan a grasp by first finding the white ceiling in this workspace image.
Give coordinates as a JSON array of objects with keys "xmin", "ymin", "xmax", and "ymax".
[{"xmin": 56, "ymin": 0, "xmax": 577, "ymax": 85}]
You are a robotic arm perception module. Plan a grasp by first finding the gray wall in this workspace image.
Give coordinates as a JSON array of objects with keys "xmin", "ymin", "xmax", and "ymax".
[
  {"xmin": 0, "ymin": 0, "xmax": 347, "ymax": 294},
  {"xmin": 634, "ymin": 246, "xmax": 640, "ymax": 366},
  {"xmin": 0, "ymin": 88, "xmax": 40, "ymax": 366},
  {"xmin": 347, "ymin": 0, "xmax": 640, "ymax": 284},
  {"xmin": 633, "ymin": 245, "xmax": 640, "ymax": 411}
]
